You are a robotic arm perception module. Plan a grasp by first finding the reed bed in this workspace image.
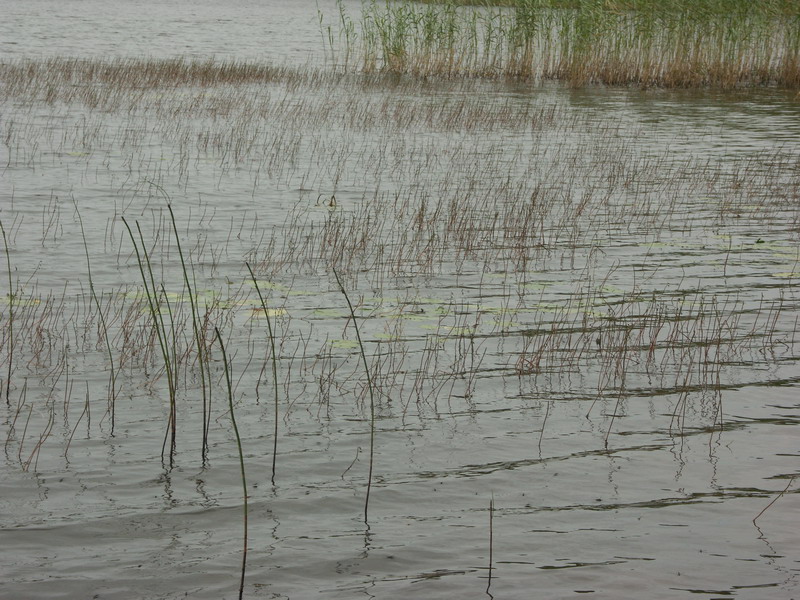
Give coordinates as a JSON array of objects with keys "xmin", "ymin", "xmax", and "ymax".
[
  {"xmin": 334, "ymin": 0, "xmax": 800, "ymax": 88},
  {"xmin": 1, "ymin": 0, "xmax": 798, "ymax": 588},
  {"xmin": 0, "ymin": 55, "xmax": 797, "ymax": 505}
]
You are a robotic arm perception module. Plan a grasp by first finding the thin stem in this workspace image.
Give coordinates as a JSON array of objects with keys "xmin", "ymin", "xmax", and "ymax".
[
  {"xmin": 332, "ymin": 268, "xmax": 375, "ymax": 524},
  {"xmin": 246, "ymin": 262, "xmax": 279, "ymax": 484},
  {"xmin": 74, "ymin": 202, "xmax": 118, "ymax": 435},
  {"xmin": 487, "ymin": 494, "xmax": 494, "ymax": 599},
  {"xmin": 121, "ymin": 216, "xmax": 176, "ymax": 465},
  {"xmin": 167, "ymin": 203, "xmax": 210, "ymax": 463},
  {"xmin": 753, "ymin": 476, "xmax": 795, "ymax": 525},
  {"xmin": 1, "ymin": 220, "xmax": 13, "ymax": 404},
  {"xmin": 215, "ymin": 326, "xmax": 248, "ymax": 600}
]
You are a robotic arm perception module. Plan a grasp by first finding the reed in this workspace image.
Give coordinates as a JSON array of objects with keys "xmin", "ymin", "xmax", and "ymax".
[
  {"xmin": 333, "ymin": 268, "xmax": 376, "ymax": 524},
  {"xmin": 0, "ymin": 36, "xmax": 797, "ymax": 542},
  {"xmin": 1, "ymin": 220, "xmax": 13, "ymax": 404},
  {"xmin": 121, "ymin": 216, "xmax": 178, "ymax": 465},
  {"xmin": 139, "ymin": 221, "xmax": 180, "ymax": 464},
  {"xmin": 215, "ymin": 326, "xmax": 248, "ymax": 600},
  {"xmin": 246, "ymin": 262, "xmax": 280, "ymax": 484},
  {"xmin": 167, "ymin": 203, "xmax": 211, "ymax": 463},
  {"xmin": 342, "ymin": 0, "xmax": 800, "ymax": 88},
  {"xmin": 64, "ymin": 382, "xmax": 90, "ymax": 460},
  {"xmin": 487, "ymin": 494, "xmax": 495, "ymax": 598},
  {"xmin": 74, "ymin": 203, "xmax": 118, "ymax": 434}
]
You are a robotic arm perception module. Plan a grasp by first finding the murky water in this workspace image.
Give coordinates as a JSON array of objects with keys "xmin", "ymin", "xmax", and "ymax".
[{"xmin": 1, "ymin": 1, "xmax": 799, "ymax": 599}]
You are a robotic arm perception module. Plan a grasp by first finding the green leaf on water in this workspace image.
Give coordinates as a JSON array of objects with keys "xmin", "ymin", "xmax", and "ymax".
[
  {"xmin": 250, "ymin": 307, "xmax": 288, "ymax": 317},
  {"xmin": 313, "ymin": 308, "xmax": 345, "ymax": 318},
  {"xmin": 330, "ymin": 339, "xmax": 360, "ymax": 349}
]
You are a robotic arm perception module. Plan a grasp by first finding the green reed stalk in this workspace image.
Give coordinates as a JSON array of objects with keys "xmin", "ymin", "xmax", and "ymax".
[
  {"xmin": 348, "ymin": 0, "xmax": 798, "ymax": 88},
  {"xmin": 74, "ymin": 203, "xmax": 118, "ymax": 434},
  {"xmin": 136, "ymin": 222, "xmax": 178, "ymax": 463},
  {"xmin": 246, "ymin": 262, "xmax": 279, "ymax": 484},
  {"xmin": 215, "ymin": 326, "xmax": 248, "ymax": 600},
  {"xmin": 121, "ymin": 216, "xmax": 177, "ymax": 464},
  {"xmin": 1, "ymin": 220, "xmax": 13, "ymax": 404},
  {"xmin": 487, "ymin": 494, "xmax": 495, "ymax": 598},
  {"xmin": 167, "ymin": 204, "xmax": 210, "ymax": 463},
  {"xmin": 332, "ymin": 268, "xmax": 375, "ymax": 524}
]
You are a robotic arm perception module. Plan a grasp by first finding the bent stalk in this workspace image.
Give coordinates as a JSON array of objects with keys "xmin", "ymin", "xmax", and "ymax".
[
  {"xmin": 333, "ymin": 268, "xmax": 376, "ymax": 524},
  {"xmin": 246, "ymin": 262, "xmax": 279, "ymax": 484},
  {"xmin": 215, "ymin": 326, "xmax": 248, "ymax": 600}
]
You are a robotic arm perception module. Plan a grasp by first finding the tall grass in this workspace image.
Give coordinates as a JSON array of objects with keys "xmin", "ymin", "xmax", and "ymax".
[
  {"xmin": 342, "ymin": 0, "xmax": 800, "ymax": 87},
  {"xmin": 121, "ymin": 216, "xmax": 178, "ymax": 465},
  {"xmin": 74, "ymin": 203, "xmax": 118, "ymax": 434},
  {"xmin": 167, "ymin": 203, "xmax": 211, "ymax": 463}
]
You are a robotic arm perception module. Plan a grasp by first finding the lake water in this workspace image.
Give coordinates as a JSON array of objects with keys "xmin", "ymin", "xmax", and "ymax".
[{"xmin": 1, "ymin": 1, "xmax": 799, "ymax": 599}]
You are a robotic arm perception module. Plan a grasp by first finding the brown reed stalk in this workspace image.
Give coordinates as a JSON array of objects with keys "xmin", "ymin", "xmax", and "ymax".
[
  {"xmin": 25, "ymin": 403, "xmax": 54, "ymax": 472},
  {"xmin": 753, "ymin": 476, "xmax": 796, "ymax": 526},
  {"xmin": 65, "ymin": 383, "xmax": 90, "ymax": 461}
]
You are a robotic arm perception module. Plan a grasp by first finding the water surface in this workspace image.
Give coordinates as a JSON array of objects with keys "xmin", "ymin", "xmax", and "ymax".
[{"xmin": 1, "ymin": 1, "xmax": 798, "ymax": 599}]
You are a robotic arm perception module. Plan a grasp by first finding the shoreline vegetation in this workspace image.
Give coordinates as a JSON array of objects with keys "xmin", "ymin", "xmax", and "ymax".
[
  {"xmin": 411, "ymin": 0, "xmax": 799, "ymax": 9},
  {"xmin": 0, "ymin": 0, "xmax": 797, "ymax": 90},
  {"xmin": 1, "ymin": 1, "xmax": 798, "ymax": 597},
  {"xmin": 333, "ymin": 0, "xmax": 800, "ymax": 88}
]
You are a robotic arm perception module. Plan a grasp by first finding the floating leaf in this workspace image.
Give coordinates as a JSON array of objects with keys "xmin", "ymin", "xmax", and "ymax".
[
  {"xmin": 0, "ymin": 294, "xmax": 40, "ymax": 307},
  {"xmin": 330, "ymin": 339, "xmax": 359, "ymax": 349},
  {"xmin": 251, "ymin": 307, "xmax": 288, "ymax": 317},
  {"xmin": 312, "ymin": 308, "xmax": 345, "ymax": 318}
]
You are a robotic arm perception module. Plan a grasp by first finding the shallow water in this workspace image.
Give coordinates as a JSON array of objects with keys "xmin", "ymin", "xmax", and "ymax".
[{"xmin": 1, "ymin": 1, "xmax": 799, "ymax": 599}]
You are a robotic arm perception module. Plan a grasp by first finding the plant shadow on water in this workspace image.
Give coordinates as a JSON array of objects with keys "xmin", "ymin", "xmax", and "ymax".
[{"xmin": 1, "ymin": 0, "xmax": 799, "ymax": 598}]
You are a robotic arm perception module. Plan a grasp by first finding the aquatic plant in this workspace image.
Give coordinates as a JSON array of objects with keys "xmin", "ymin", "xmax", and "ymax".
[
  {"xmin": 215, "ymin": 326, "xmax": 248, "ymax": 600},
  {"xmin": 333, "ymin": 268, "xmax": 377, "ymax": 523},
  {"xmin": 167, "ymin": 202, "xmax": 212, "ymax": 463},
  {"xmin": 74, "ymin": 203, "xmax": 118, "ymax": 434},
  {"xmin": 340, "ymin": 0, "xmax": 800, "ymax": 88},
  {"xmin": 0, "ymin": 54, "xmax": 797, "ymax": 588},
  {"xmin": 121, "ymin": 216, "xmax": 179, "ymax": 465},
  {"xmin": 246, "ymin": 262, "xmax": 280, "ymax": 484},
  {"xmin": 1, "ymin": 220, "xmax": 13, "ymax": 403}
]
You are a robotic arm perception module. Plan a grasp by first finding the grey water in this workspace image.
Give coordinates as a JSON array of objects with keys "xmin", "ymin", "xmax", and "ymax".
[{"xmin": 1, "ymin": 0, "xmax": 799, "ymax": 599}]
